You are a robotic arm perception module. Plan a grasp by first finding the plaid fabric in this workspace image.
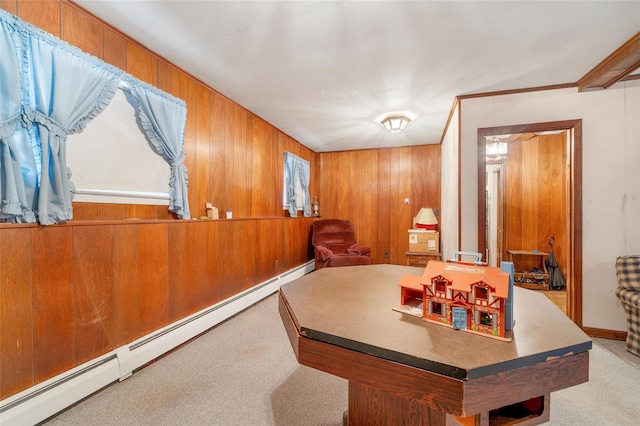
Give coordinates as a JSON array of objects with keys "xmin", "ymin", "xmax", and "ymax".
[
  {"xmin": 616, "ymin": 255, "xmax": 640, "ymax": 291},
  {"xmin": 615, "ymin": 255, "xmax": 640, "ymax": 356}
]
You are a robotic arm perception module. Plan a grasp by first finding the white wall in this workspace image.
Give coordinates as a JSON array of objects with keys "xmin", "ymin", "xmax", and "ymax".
[
  {"xmin": 457, "ymin": 80, "xmax": 640, "ymax": 331},
  {"xmin": 440, "ymin": 103, "xmax": 459, "ymax": 261}
]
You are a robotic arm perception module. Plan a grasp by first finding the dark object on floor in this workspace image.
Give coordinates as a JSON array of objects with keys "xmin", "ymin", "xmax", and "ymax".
[
  {"xmin": 546, "ymin": 236, "xmax": 565, "ymax": 291},
  {"xmin": 615, "ymin": 255, "xmax": 640, "ymax": 357},
  {"xmin": 311, "ymin": 219, "xmax": 371, "ymax": 270}
]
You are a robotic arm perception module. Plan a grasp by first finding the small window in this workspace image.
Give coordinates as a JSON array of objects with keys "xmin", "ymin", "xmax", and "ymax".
[
  {"xmin": 432, "ymin": 301, "xmax": 443, "ymax": 316},
  {"xmin": 435, "ymin": 280, "xmax": 447, "ymax": 293},
  {"xmin": 475, "ymin": 287, "xmax": 488, "ymax": 300},
  {"xmin": 283, "ymin": 152, "xmax": 310, "ymax": 216},
  {"xmin": 283, "ymin": 168, "xmax": 305, "ymax": 211},
  {"xmin": 67, "ymin": 89, "xmax": 171, "ymax": 205},
  {"xmin": 480, "ymin": 312, "xmax": 493, "ymax": 327}
]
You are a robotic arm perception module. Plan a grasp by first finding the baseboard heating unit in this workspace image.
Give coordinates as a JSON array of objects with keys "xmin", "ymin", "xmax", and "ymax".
[{"xmin": 0, "ymin": 261, "xmax": 314, "ymax": 426}]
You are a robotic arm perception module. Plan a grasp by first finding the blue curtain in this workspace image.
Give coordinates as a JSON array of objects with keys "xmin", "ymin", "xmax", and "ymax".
[
  {"xmin": 0, "ymin": 9, "xmax": 190, "ymax": 224},
  {"xmin": 284, "ymin": 152, "xmax": 310, "ymax": 217},
  {"xmin": 128, "ymin": 82, "xmax": 190, "ymax": 219}
]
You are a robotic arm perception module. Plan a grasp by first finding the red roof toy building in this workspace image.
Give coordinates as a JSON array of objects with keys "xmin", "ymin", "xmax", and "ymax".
[{"xmin": 395, "ymin": 260, "xmax": 515, "ymax": 341}]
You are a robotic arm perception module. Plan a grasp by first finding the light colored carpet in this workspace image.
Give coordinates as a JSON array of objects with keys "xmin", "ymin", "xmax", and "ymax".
[{"xmin": 41, "ymin": 292, "xmax": 639, "ymax": 426}]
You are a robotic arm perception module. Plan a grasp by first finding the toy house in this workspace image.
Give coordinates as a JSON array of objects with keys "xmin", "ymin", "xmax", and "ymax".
[{"xmin": 395, "ymin": 260, "xmax": 515, "ymax": 341}]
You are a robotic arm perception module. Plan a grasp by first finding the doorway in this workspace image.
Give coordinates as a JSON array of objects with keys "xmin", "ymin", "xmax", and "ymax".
[{"xmin": 477, "ymin": 120, "xmax": 583, "ymax": 326}]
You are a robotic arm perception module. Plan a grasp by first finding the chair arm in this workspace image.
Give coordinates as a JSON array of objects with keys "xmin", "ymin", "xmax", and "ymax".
[
  {"xmin": 616, "ymin": 286, "xmax": 640, "ymax": 308},
  {"xmin": 348, "ymin": 244, "xmax": 371, "ymax": 256},
  {"xmin": 315, "ymin": 245, "xmax": 333, "ymax": 262}
]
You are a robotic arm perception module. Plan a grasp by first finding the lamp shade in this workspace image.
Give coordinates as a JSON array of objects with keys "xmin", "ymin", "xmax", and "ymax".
[
  {"xmin": 380, "ymin": 115, "xmax": 411, "ymax": 133},
  {"xmin": 414, "ymin": 207, "xmax": 438, "ymax": 231},
  {"xmin": 486, "ymin": 138, "xmax": 508, "ymax": 161}
]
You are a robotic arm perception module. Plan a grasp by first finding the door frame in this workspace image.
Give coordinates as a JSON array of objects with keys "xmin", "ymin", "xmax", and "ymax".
[{"xmin": 477, "ymin": 120, "xmax": 582, "ymax": 326}]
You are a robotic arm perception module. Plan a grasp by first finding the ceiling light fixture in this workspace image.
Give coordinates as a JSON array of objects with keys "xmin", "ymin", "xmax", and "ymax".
[
  {"xmin": 378, "ymin": 113, "xmax": 412, "ymax": 133},
  {"xmin": 486, "ymin": 136, "xmax": 508, "ymax": 161}
]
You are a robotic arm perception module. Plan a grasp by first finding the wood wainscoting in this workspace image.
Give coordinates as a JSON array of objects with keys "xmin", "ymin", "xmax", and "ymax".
[{"xmin": 0, "ymin": 217, "xmax": 315, "ymax": 401}]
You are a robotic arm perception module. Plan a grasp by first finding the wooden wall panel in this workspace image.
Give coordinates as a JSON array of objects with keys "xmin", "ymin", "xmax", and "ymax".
[
  {"xmin": 167, "ymin": 223, "xmax": 185, "ymax": 322},
  {"xmin": 60, "ymin": 2, "xmax": 102, "ymax": 58},
  {"xmin": 216, "ymin": 221, "xmax": 239, "ymax": 301},
  {"xmin": 125, "ymin": 204, "xmax": 158, "ymax": 220},
  {"xmin": 181, "ymin": 221, "xmax": 208, "ymax": 315},
  {"xmin": 138, "ymin": 224, "xmax": 168, "ymax": 335},
  {"xmin": 17, "ymin": 0, "xmax": 60, "ymax": 35},
  {"xmin": 258, "ymin": 218, "xmax": 284, "ymax": 279},
  {"xmin": 221, "ymin": 104, "xmax": 236, "ymax": 214},
  {"xmin": 72, "ymin": 225, "xmax": 116, "ymax": 364},
  {"xmin": 251, "ymin": 118, "xmax": 277, "ymax": 216},
  {"xmin": 126, "ymin": 42, "xmax": 157, "ymax": 86},
  {"xmin": 114, "ymin": 224, "xmax": 140, "ymax": 346},
  {"xmin": 395, "ymin": 147, "xmax": 413, "ymax": 264},
  {"xmin": 233, "ymin": 105, "xmax": 250, "ymax": 217},
  {"xmin": 537, "ymin": 138, "xmax": 552, "ymax": 250},
  {"xmin": 204, "ymin": 221, "xmax": 221, "ymax": 306},
  {"xmin": 237, "ymin": 220, "xmax": 259, "ymax": 288},
  {"xmin": 103, "ymin": 27, "xmax": 127, "ymax": 70},
  {"xmin": 0, "ymin": 228, "xmax": 33, "ymax": 396},
  {"xmin": 503, "ymin": 135, "xmax": 568, "ymax": 272},
  {"xmin": 31, "ymin": 226, "xmax": 74, "ymax": 383},
  {"xmin": 209, "ymin": 92, "xmax": 227, "ymax": 215},
  {"xmin": 505, "ymin": 142, "xmax": 522, "ymax": 261},
  {"xmin": 194, "ymin": 83, "xmax": 211, "ymax": 218},
  {"xmin": 283, "ymin": 218, "xmax": 314, "ymax": 268},
  {"xmin": 319, "ymin": 145, "xmax": 441, "ymax": 265},
  {"xmin": 102, "ymin": 203, "xmax": 126, "ymax": 221},
  {"xmin": 72, "ymin": 203, "xmax": 103, "ymax": 221},
  {"xmin": 0, "ymin": 1, "xmax": 17, "ymax": 14}
]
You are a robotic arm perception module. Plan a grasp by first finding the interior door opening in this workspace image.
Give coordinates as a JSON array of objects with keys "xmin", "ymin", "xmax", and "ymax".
[{"xmin": 477, "ymin": 120, "xmax": 582, "ymax": 326}]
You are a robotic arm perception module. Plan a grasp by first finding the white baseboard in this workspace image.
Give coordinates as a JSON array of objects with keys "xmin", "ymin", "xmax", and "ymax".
[{"xmin": 0, "ymin": 261, "xmax": 314, "ymax": 426}]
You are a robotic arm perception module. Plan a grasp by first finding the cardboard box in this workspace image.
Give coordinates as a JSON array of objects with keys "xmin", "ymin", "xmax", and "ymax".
[{"xmin": 408, "ymin": 230, "xmax": 439, "ymax": 253}]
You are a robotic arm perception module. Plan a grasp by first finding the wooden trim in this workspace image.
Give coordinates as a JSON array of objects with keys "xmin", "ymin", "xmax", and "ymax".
[
  {"xmin": 477, "ymin": 120, "xmax": 583, "ymax": 327},
  {"xmin": 458, "ymin": 83, "xmax": 577, "ymax": 100},
  {"xmin": 582, "ymin": 327, "xmax": 627, "ymax": 341},
  {"xmin": 578, "ymin": 32, "xmax": 640, "ymax": 91},
  {"xmin": 570, "ymin": 121, "xmax": 583, "ymax": 327},
  {"xmin": 457, "ymin": 103, "xmax": 462, "ymax": 252}
]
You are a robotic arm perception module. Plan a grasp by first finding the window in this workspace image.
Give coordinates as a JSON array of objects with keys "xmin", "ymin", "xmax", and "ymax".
[
  {"xmin": 283, "ymin": 152, "xmax": 311, "ymax": 217},
  {"xmin": 480, "ymin": 312, "xmax": 493, "ymax": 327},
  {"xmin": 432, "ymin": 301, "xmax": 443, "ymax": 316},
  {"xmin": 435, "ymin": 280, "xmax": 447, "ymax": 293},
  {"xmin": 475, "ymin": 286, "xmax": 488, "ymax": 300},
  {"xmin": 0, "ymin": 10, "xmax": 189, "ymax": 224},
  {"xmin": 67, "ymin": 89, "xmax": 171, "ymax": 205}
]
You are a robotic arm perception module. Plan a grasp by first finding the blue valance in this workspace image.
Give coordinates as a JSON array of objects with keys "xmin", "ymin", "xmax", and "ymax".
[{"xmin": 0, "ymin": 9, "xmax": 190, "ymax": 224}]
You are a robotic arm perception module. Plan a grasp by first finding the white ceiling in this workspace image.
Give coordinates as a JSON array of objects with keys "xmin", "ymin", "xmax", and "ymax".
[{"xmin": 75, "ymin": 1, "xmax": 640, "ymax": 152}]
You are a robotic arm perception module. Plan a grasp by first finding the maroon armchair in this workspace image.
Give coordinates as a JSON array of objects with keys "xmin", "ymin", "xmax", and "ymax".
[{"xmin": 311, "ymin": 219, "xmax": 372, "ymax": 270}]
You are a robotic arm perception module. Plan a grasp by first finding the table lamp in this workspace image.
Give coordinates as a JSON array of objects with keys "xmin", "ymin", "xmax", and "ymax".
[{"xmin": 414, "ymin": 207, "xmax": 438, "ymax": 231}]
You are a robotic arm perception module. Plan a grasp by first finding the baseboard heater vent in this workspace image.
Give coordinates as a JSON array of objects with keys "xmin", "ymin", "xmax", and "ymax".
[{"xmin": 0, "ymin": 260, "xmax": 314, "ymax": 426}]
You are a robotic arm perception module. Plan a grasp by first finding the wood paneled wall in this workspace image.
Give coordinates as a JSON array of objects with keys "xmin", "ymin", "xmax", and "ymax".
[
  {"xmin": 0, "ymin": 0, "xmax": 316, "ymax": 399},
  {"xmin": 0, "ymin": 218, "xmax": 314, "ymax": 398},
  {"xmin": 318, "ymin": 146, "xmax": 441, "ymax": 265},
  {"xmin": 503, "ymin": 134, "xmax": 568, "ymax": 272}
]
